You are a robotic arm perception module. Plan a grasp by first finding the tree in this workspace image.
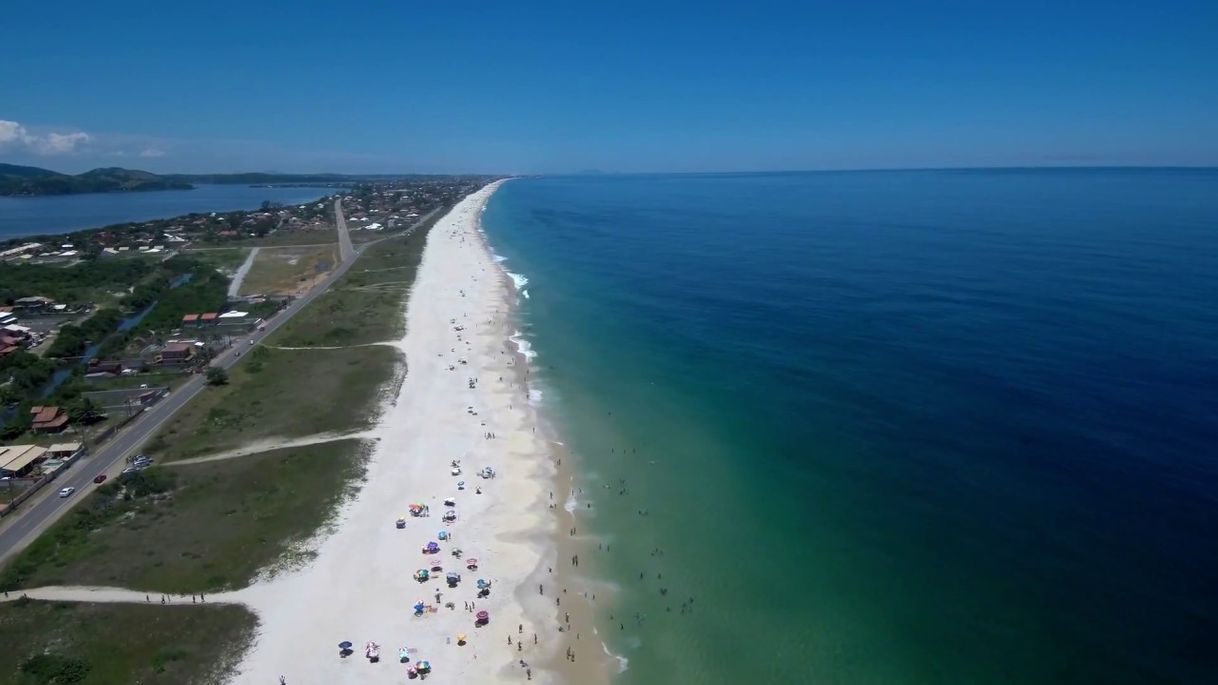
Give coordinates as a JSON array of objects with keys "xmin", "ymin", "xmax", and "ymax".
[
  {"xmin": 65, "ymin": 396, "xmax": 104, "ymax": 425},
  {"xmin": 205, "ymin": 366, "xmax": 229, "ymax": 386}
]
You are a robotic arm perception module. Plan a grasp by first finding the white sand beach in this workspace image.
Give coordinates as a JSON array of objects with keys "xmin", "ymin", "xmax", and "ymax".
[{"xmin": 228, "ymin": 181, "xmax": 560, "ymax": 684}]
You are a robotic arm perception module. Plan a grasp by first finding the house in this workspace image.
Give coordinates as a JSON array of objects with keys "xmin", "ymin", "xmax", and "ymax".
[
  {"xmin": 158, "ymin": 341, "xmax": 197, "ymax": 364},
  {"xmin": 46, "ymin": 442, "xmax": 83, "ymax": 459},
  {"xmin": 14, "ymin": 296, "xmax": 55, "ymax": 312},
  {"xmin": 0, "ymin": 445, "xmax": 48, "ymax": 478},
  {"xmin": 199, "ymin": 312, "xmax": 219, "ymax": 326},
  {"xmin": 217, "ymin": 310, "xmax": 255, "ymax": 327},
  {"xmin": 29, "ymin": 406, "xmax": 70, "ymax": 434},
  {"xmin": 182, "ymin": 313, "xmax": 200, "ymax": 327},
  {"xmin": 85, "ymin": 359, "xmax": 124, "ymax": 377}
]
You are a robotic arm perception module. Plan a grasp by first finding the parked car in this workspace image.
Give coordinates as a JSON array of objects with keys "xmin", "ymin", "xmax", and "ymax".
[
  {"xmin": 58, "ymin": 487, "xmax": 75, "ymax": 498},
  {"xmin": 121, "ymin": 466, "xmax": 139, "ymax": 476},
  {"xmin": 93, "ymin": 474, "xmax": 107, "ymax": 484}
]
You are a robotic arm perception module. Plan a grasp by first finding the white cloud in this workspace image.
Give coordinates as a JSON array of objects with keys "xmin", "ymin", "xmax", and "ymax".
[
  {"xmin": 0, "ymin": 120, "xmax": 32, "ymax": 146},
  {"xmin": 139, "ymin": 147, "xmax": 166, "ymax": 158},
  {"xmin": 0, "ymin": 119, "xmax": 91, "ymax": 155},
  {"xmin": 37, "ymin": 131, "xmax": 91, "ymax": 154}
]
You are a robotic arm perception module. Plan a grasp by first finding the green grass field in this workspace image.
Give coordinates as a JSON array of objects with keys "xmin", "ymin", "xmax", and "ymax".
[
  {"xmin": 178, "ymin": 247, "xmax": 250, "ymax": 273},
  {"xmin": 1, "ymin": 439, "xmax": 369, "ymax": 593},
  {"xmin": 0, "ymin": 600, "xmax": 256, "ymax": 685},
  {"xmin": 239, "ymin": 244, "xmax": 337, "ymax": 296},
  {"xmin": 145, "ymin": 345, "xmax": 398, "ymax": 459}
]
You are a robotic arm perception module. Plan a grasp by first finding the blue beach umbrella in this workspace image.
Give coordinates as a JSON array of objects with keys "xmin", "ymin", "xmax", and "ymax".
[{"xmin": 339, "ymin": 641, "xmax": 353, "ymax": 650}]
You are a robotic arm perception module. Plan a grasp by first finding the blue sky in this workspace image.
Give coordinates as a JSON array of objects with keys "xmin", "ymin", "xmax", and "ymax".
[{"xmin": 2, "ymin": 1, "xmax": 1216, "ymax": 173}]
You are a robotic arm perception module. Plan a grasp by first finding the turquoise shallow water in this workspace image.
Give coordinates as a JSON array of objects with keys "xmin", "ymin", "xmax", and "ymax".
[{"xmin": 482, "ymin": 170, "xmax": 1218, "ymax": 684}]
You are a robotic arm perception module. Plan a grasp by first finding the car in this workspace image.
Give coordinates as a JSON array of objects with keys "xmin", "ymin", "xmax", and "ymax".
[
  {"xmin": 248, "ymin": 339, "xmax": 255, "ymax": 345},
  {"xmin": 121, "ymin": 466, "xmax": 139, "ymax": 476},
  {"xmin": 58, "ymin": 487, "xmax": 75, "ymax": 498},
  {"xmin": 93, "ymin": 474, "xmax": 107, "ymax": 484}
]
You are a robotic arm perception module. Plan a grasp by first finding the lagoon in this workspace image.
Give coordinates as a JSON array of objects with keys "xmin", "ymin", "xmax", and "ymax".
[{"xmin": 0, "ymin": 185, "xmax": 336, "ymax": 240}]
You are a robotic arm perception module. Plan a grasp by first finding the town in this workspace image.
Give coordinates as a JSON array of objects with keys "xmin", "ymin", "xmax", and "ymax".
[{"xmin": 0, "ymin": 177, "xmax": 490, "ymax": 511}]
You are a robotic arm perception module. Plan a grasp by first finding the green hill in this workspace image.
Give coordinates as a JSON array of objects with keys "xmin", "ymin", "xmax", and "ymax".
[{"xmin": 0, "ymin": 163, "xmax": 193, "ymax": 196}]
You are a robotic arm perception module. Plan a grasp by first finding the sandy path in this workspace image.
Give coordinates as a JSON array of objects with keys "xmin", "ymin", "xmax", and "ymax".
[
  {"xmin": 0, "ymin": 586, "xmax": 247, "ymax": 605},
  {"xmin": 165, "ymin": 431, "xmax": 374, "ymax": 466},
  {"xmin": 225, "ymin": 181, "xmax": 558, "ymax": 684},
  {"xmin": 260, "ymin": 342, "xmax": 398, "ymax": 351}
]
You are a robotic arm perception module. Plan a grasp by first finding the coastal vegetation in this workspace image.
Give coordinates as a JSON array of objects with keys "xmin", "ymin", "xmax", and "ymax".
[
  {"xmin": 145, "ymin": 345, "xmax": 396, "ymax": 459},
  {"xmin": 45, "ymin": 308, "xmax": 124, "ymax": 358},
  {"xmin": 0, "ymin": 600, "xmax": 256, "ymax": 684},
  {"xmin": 0, "ymin": 259, "xmax": 154, "ymax": 307},
  {"xmin": 0, "ymin": 440, "xmax": 369, "ymax": 593},
  {"xmin": 0, "ymin": 163, "xmax": 191, "ymax": 196}
]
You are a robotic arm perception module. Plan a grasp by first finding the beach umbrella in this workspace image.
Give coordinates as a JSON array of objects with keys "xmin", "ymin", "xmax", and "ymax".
[
  {"xmin": 413, "ymin": 601, "xmax": 425, "ymax": 614},
  {"xmin": 476, "ymin": 610, "xmax": 489, "ymax": 622},
  {"xmin": 417, "ymin": 660, "xmax": 431, "ymax": 672},
  {"xmin": 457, "ymin": 633, "xmax": 467, "ymax": 644},
  {"xmin": 339, "ymin": 641, "xmax": 353, "ymax": 650},
  {"xmin": 438, "ymin": 531, "xmax": 448, "ymax": 540}
]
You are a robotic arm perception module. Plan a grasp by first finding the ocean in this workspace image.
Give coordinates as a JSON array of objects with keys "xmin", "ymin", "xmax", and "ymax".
[
  {"xmin": 0, "ymin": 184, "xmax": 335, "ymax": 239},
  {"xmin": 481, "ymin": 170, "xmax": 1218, "ymax": 684}
]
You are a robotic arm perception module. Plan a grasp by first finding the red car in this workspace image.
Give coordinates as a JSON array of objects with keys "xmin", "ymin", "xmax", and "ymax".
[{"xmin": 93, "ymin": 474, "xmax": 107, "ymax": 484}]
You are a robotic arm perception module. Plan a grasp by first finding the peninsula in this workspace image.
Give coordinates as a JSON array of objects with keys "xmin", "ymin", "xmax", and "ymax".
[{"xmin": 0, "ymin": 164, "xmax": 192, "ymax": 196}]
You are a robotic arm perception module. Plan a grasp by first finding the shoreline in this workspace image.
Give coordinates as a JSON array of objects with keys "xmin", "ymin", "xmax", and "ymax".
[{"xmin": 475, "ymin": 191, "xmax": 618, "ymax": 685}]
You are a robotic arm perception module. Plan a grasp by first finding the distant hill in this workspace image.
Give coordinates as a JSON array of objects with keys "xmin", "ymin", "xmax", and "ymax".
[
  {"xmin": 0, "ymin": 163, "xmax": 193, "ymax": 196},
  {"xmin": 163, "ymin": 172, "xmax": 453, "ymax": 185},
  {"xmin": 163, "ymin": 172, "xmax": 356, "ymax": 185}
]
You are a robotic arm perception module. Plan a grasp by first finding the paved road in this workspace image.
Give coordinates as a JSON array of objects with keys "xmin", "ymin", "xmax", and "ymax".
[
  {"xmin": 334, "ymin": 198, "xmax": 354, "ymax": 264},
  {"xmin": 0, "ymin": 206, "xmax": 427, "ymax": 565},
  {"xmin": 226, "ymin": 247, "xmax": 261, "ymax": 298}
]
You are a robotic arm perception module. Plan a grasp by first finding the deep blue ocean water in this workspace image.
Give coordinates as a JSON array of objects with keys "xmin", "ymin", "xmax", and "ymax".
[
  {"xmin": 0, "ymin": 184, "xmax": 334, "ymax": 239},
  {"xmin": 482, "ymin": 170, "xmax": 1218, "ymax": 684}
]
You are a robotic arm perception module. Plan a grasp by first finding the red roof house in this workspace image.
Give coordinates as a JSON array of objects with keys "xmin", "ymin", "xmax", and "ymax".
[{"xmin": 29, "ymin": 406, "xmax": 69, "ymax": 434}]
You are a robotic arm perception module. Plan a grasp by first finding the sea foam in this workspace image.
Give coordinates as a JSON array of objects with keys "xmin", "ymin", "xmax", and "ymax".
[{"xmin": 510, "ymin": 330, "xmax": 537, "ymax": 361}]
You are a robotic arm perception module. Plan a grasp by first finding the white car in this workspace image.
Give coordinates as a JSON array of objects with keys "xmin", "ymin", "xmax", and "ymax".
[{"xmin": 58, "ymin": 487, "xmax": 76, "ymax": 498}]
